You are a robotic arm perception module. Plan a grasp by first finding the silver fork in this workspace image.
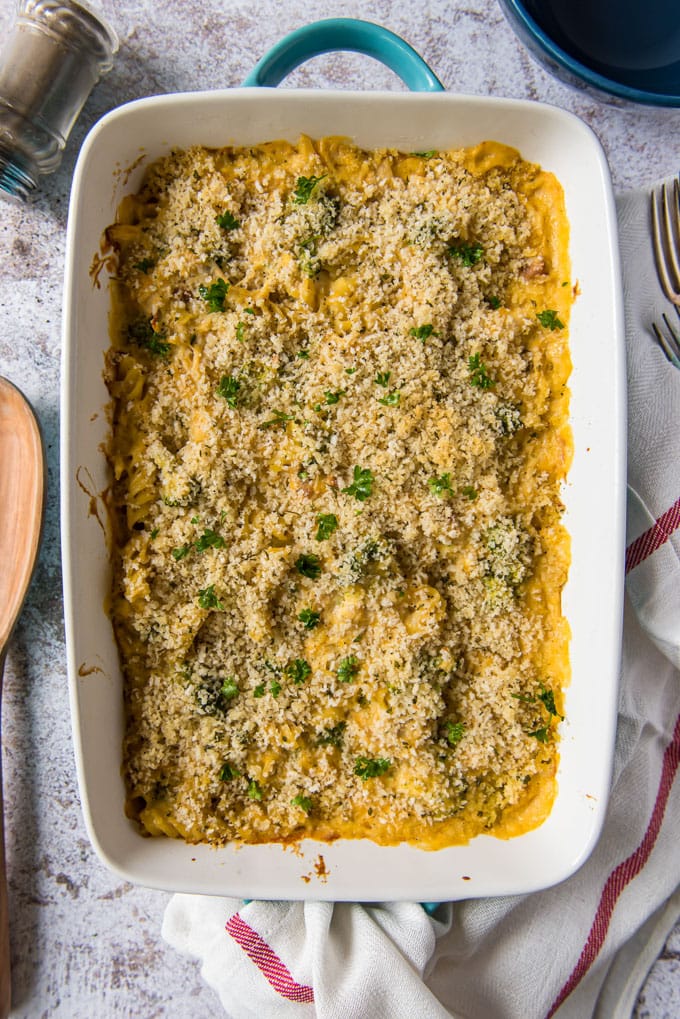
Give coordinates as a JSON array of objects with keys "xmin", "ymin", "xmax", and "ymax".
[
  {"xmin": 651, "ymin": 177, "xmax": 680, "ymax": 306},
  {"xmin": 652, "ymin": 308, "xmax": 680, "ymax": 369},
  {"xmin": 651, "ymin": 178, "xmax": 680, "ymax": 366}
]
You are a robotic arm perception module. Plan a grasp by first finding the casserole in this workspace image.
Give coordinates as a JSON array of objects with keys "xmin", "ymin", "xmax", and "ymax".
[{"xmin": 61, "ymin": 19, "xmax": 626, "ymax": 901}]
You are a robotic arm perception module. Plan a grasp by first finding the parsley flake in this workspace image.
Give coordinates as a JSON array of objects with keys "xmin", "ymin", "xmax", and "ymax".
[
  {"xmin": 220, "ymin": 677, "xmax": 239, "ymax": 701},
  {"xmin": 199, "ymin": 278, "xmax": 229, "ymax": 312},
  {"xmin": 337, "ymin": 655, "xmax": 359, "ymax": 683},
  {"xmin": 378, "ymin": 390, "xmax": 400, "ymax": 407},
  {"xmin": 292, "ymin": 174, "xmax": 326, "ymax": 204},
  {"xmin": 195, "ymin": 528, "xmax": 225, "ymax": 552},
  {"xmin": 409, "ymin": 323, "xmax": 436, "ymax": 342},
  {"xmin": 132, "ymin": 258, "xmax": 155, "ymax": 273},
  {"xmin": 235, "ymin": 321, "xmax": 245, "ymax": 342},
  {"xmin": 172, "ymin": 544, "xmax": 191, "ymax": 561},
  {"xmin": 298, "ymin": 608, "xmax": 321, "ymax": 630},
  {"xmin": 315, "ymin": 513, "xmax": 338, "ymax": 541},
  {"xmin": 286, "ymin": 659, "xmax": 311, "ymax": 684},
  {"xmin": 537, "ymin": 309, "xmax": 564, "ymax": 330},
  {"xmin": 412, "ymin": 150, "xmax": 436, "ymax": 158},
  {"xmin": 468, "ymin": 353, "xmax": 494, "ymax": 389},
  {"xmin": 375, "ymin": 371, "xmax": 391, "ymax": 387},
  {"xmin": 260, "ymin": 410, "xmax": 294, "ymax": 430},
  {"xmin": 295, "ymin": 553, "xmax": 322, "ymax": 580},
  {"xmin": 448, "ymin": 242, "xmax": 484, "ymax": 267},
  {"xmin": 248, "ymin": 780, "xmax": 263, "ymax": 801},
  {"xmin": 215, "ymin": 210, "xmax": 240, "ymax": 230},
  {"xmin": 217, "ymin": 374, "xmax": 241, "ymax": 407},
  {"xmin": 198, "ymin": 584, "xmax": 224, "ymax": 610},
  {"xmin": 343, "ymin": 465, "xmax": 374, "ymax": 501},
  {"xmin": 219, "ymin": 762, "xmax": 240, "ymax": 781},
  {"xmin": 127, "ymin": 318, "xmax": 170, "ymax": 357},
  {"xmin": 529, "ymin": 726, "xmax": 551, "ymax": 743},
  {"xmin": 428, "ymin": 473, "xmax": 453, "ymax": 497},
  {"xmin": 461, "ymin": 485, "xmax": 478, "ymax": 500},
  {"xmin": 316, "ymin": 721, "xmax": 346, "ymax": 748},
  {"xmin": 253, "ymin": 683, "xmax": 266, "ymax": 698},
  {"xmin": 354, "ymin": 756, "xmax": 391, "ymax": 780},
  {"xmin": 291, "ymin": 794, "xmax": 313, "ymax": 814},
  {"xmin": 325, "ymin": 390, "xmax": 344, "ymax": 404},
  {"xmin": 446, "ymin": 721, "xmax": 465, "ymax": 746},
  {"xmin": 270, "ymin": 679, "xmax": 281, "ymax": 698}
]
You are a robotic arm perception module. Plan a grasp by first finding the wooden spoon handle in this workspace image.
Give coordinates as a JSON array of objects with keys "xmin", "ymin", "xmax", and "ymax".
[{"xmin": 0, "ymin": 655, "xmax": 10, "ymax": 1019}]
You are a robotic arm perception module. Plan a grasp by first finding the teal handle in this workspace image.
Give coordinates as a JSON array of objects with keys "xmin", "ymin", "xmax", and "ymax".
[{"xmin": 243, "ymin": 18, "xmax": 444, "ymax": 92}]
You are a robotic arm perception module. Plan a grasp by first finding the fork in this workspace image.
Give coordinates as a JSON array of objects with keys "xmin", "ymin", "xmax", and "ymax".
[
  {"xmin": 652, "ymin": 308, "xmax": 680, "ymax": 368},
  {"xmin": 651, "ymin": 178, "xmax": 680, "ymax": 366},
  {"xmin": 651, "ymin": 177, "xmax": 680, "ymax": 306}
]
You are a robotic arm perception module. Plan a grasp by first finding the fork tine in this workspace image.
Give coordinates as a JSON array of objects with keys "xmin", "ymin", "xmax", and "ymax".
[
  {"xmin": 652, "ymin": 313, "xmax": 680, "ymax": 367},
  {"xmin": 651, "ymin": 179, "xmax": 680, "ymax": 305}
]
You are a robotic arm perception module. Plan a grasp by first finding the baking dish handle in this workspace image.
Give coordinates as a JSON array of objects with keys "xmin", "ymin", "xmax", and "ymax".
[{"xmin": 242, "ymin": 18, "xmax": 445, "ymax": 92}]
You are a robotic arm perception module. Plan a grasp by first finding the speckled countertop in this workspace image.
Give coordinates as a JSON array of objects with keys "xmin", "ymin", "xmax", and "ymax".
[{"xmin": 0, "ymin": 0, "xmax": 679, "ymax": 1016}]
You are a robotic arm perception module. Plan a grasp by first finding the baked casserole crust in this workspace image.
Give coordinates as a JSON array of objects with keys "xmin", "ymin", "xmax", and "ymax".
[{"xmin": 104, "ymin": 135, "xmax": 572, "ymax": 847}]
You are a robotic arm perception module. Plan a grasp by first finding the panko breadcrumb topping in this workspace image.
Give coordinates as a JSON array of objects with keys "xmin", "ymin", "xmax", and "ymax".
[{"xmin": 105, "ymin": 135, "xmax": 572, "ymax": 848}]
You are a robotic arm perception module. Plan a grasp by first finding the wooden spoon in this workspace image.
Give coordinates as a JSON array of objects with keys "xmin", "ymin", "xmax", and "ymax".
[{"xmin": 0, "ymin": 376, "xmax": 45, "ymax": 1019}]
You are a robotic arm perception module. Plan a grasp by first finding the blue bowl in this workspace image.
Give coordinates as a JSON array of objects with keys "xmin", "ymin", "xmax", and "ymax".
[{"xmin": 498, "ymin": 0, "xmax": 680, "ymax": 106}]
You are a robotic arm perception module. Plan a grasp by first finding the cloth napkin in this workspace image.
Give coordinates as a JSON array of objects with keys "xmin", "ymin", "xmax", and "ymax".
[{"xmin": 162, "ymin": 180, "xmax": 680, "ymax": 1019}]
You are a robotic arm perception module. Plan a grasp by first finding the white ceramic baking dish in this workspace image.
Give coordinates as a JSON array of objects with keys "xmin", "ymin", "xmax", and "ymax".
[{"xmin": 61, "ymin": 19, "xmax": 626, "ymax": 902}]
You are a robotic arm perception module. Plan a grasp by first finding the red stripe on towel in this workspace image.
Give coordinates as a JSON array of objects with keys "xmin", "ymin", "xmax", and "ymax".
[
  {"xmin": 226, "ymin": 912, "xmax": 315, "ymax": 1003},
  {"xmin": 545, "ymin": 711, "xmax": 680, "ymax": 1018},
  {"xmin": 625, "ymin": 496, "xmax": 680, "ymax": 573}
]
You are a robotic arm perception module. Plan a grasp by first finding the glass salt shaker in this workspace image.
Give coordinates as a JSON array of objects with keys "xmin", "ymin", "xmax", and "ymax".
[{"xmin": 0, "ymin": 0, "xmax": 118, "ymax": 201}]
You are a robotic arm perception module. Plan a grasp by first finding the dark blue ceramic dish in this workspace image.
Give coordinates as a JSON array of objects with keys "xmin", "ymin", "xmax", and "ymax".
[{"xmin": 498, "ymin": 0, "xmax": 680, "ymax": 106}]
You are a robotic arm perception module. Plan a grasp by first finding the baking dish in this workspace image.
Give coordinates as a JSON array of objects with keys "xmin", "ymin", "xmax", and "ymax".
[{"xmin": 61, "ymin": 19, "xmax": 626, "ymax": 901}]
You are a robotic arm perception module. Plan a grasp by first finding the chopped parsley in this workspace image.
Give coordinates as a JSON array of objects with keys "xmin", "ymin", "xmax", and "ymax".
[
  {"xmin": 269, "ymin": 679, "xmax": 281, "ymax": 698},
  {"xmin": 253, "ymin": 683, "xmax": 266, "ymax": 698},
  {"xmin": 297, "ymin": 348, "xmax": 310, "ymax": 359},
  {"xmin": 132, "ymin": 257, "xmax": 155, "ymax": 273},
  {"xmin": 342, "ymin": 465, "xmax": 374, "ymax": 501},
  {"xmin": 375, "ymin": 371, "xmax": 391, "ymax": 387},
  {"xmin": 298, "ymin": 608, "xmax": 321, "ymax": 630},
  {"xmin": 260, "ymin": 410, "xmax": 294, "ymax": 430},
  {"xmin": 285, "ymin": 658, "xmax": 311, "ymax": 684},
  {"xmin": 337, "ymin": 655, "xmax": 359, "ymax": 683},
  {"xmin": 198, "ymin": 584, "xmax": 224, "ymax": 610},
  {"xmin": 468, "ymin": 353, "xmax": 494, "ymax": 389},
  {"xmin": 428, "ymin": 473, "xmax": 453, "ymax": 497},
  {"xmin": 215, "ymin": 210, "xmax": 240, "ymax": 230},
  {"xmin": 292, "ymin": 174, "xmax": 326, "ymax": 204},
  {"xmin": 354, "ymin": 756, "xmax": 391, "ymax": 780},
  {"xmin": 412, "ymin": 150, "xmax": 436, "ymax": 158},
  {"xmin": 172, "ymin": 544, "xmax": 191, "ymax": 561},
  {"xmin": 127, "ymin": 318, "xmax": 170, "ymax": 357},
  {"xmin": 529, "ymin": 726, "xmax": 551, "ymax": 743},
  {"xmin": 218, "ymin": 762, "xmax": 240, "ymax": 781},
  {"xmin": 235, "ymin": 321, "xmax": 245, "ymax": 343},
  {"xmin": 324, "ymin": 390, "xmax": 344, "ymax": 404},
  {"xmin": 538, "ymin": 682, "xmax": 563, "ymax": 719},
  {"xmin": 537, "ymin": 309, "xmax": 564, "ymax": 330},
  {"xmin": 461, "ymin": 485, "xmax": 478, "ymax": 500},
  {"xmin": 316, "ymin": 721, "xmax": 346, "ymax": 748},
  {"xmin": 409, "ymin": 323, "xmax": 436, "ymax": 342},
  {"xmin": 291, "ymin": 794, "xmax": 313, "ymax": 814},
  {"xmin": 220, "ymin": 677, "xmax": 239, "ymax": 701},
  {"xmin": 448, "ymin": 242, "xmax": 484, "ymax": 267},
  {"xmin": 216, "ymin": 374, "xmax": 241, "ymax": 407},
  {"xmin": 378, "ymin": 390, "xmax": 400, "ymax": 407},
  {"xmin": 315, "ymin": 513, "xmax": 338, "ymax": 541},
  {"xmin": 198, "ymin": 277, "xmax": 229, "ymax": 312},
  {"xmin": 248, "ymin": 779, "xmax": 263, "ymax": 801},
  {"xmin": 486, "ymin": 295, "xmax": 502, "ymax": 310},
  {"xmin": 195, "ymin": 528, "xmax": 225, "ymax": 552},
  {"xmin": 446, "ymin": 721, "xmax": 465, "ymax": 746},
  {"xmin": 150, "ymin": 528, "xmax": 159, "ymax": 540},
  {"xmin": 295, "ymin": 553, "xmax": 322, "ymax": 579}
]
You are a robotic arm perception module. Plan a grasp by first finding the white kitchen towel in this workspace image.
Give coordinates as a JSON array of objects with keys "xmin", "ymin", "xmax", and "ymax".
[{"xmin": 162, "ymin": 180, "xmax": 680, "ymax": 1018}]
